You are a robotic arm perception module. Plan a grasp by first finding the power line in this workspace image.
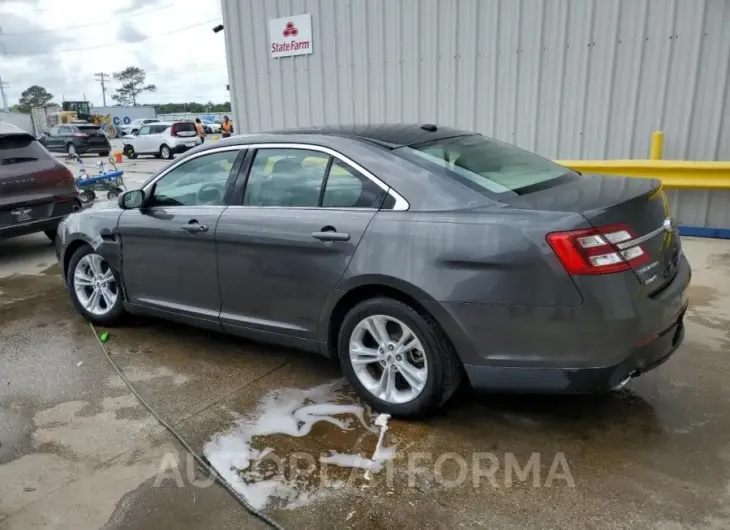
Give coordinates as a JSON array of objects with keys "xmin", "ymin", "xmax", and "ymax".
[
  {"xmin": 0, "ymin": 3, "xmax": 177, "ymax": 36},
  {"xmin": 94, "ymin": 72, "xmax": 110, "ymax": 106},
  {"xmin": 3, "ymin": 18, "xmax": 221, "ymax": 56}
]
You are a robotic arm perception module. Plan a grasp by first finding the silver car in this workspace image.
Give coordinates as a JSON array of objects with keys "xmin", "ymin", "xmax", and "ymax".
[{"xmin": 56, "ymin": 124, "xmax": 690, "ymax": 417}]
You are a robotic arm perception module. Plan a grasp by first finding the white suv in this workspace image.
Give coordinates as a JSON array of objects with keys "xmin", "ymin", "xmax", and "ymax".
[{"xmin": 122, "ymin": 122, "xmax": 201, "ymax": 160}]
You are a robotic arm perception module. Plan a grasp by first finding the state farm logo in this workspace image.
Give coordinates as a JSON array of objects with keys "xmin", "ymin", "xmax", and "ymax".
[
  {"xmin": 270, "ymin": 14, "xmax": 313, "ymax": 58},
  {"xmin": 282, "ymin": 21, "xmax": 299, "ymax": 37}
]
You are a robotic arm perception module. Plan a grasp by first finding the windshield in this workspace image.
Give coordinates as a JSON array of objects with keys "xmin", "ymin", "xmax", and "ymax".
[{"xmin": 397, "ymin": 135, "xmax": 577, "ymax": 197}]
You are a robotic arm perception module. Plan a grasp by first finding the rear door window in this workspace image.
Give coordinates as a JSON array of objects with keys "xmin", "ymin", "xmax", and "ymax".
[
  {"xmin": 58, "ymin": 126, "xmax": 72, "ymax": 135},
  {"xmin": 137, "ymin": 126, "xmax": 151, "ymax": 136},
  {"xmin": 322, "ymin": 159, "xmax": 386, "ymax": 208}
]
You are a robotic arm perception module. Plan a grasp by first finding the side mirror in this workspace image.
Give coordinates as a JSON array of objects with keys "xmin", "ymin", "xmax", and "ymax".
[{"xmin": 119, "ymin": 189, "xmax": 145, "ymax": 209}]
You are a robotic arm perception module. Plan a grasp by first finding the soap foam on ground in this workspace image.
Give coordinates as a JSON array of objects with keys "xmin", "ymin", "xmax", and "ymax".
[{"xmin": 204, "ymin": 380, "xmax": 396, "ymax": 510}]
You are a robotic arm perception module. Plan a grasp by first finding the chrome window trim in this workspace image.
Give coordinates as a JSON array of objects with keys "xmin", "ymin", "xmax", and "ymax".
[
  {"xmin": 615, "ymin": 225, "xmax": 668, "ymax": 250},
  {"xmin": 144, "ymin": 142, "xmax": 410, "ymax": 211}
]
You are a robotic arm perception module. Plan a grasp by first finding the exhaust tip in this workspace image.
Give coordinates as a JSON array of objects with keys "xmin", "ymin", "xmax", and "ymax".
[{"xmin": 611, "ymin": 371, "xmax": 637, "ymax": 391}]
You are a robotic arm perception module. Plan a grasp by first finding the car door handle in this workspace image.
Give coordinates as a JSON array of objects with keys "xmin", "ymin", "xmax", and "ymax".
[
  {"xmin": 312, "ymin": 231, "xmax": 350, "ymax": 242},
  {"xmin": 181, "ymin": 221, "xmax": 208, "ymax": 234}
]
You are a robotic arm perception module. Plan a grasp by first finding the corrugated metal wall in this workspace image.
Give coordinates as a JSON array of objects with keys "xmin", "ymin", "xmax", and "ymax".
[{"xmin": 221, "ymin": 0, "xmax": 730, "ymax": 229}]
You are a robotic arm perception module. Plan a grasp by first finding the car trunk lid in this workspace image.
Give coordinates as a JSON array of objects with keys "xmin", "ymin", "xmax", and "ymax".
[{"xmin": 506, "ymin": 174, "xmax": 680, "ymax": 294}]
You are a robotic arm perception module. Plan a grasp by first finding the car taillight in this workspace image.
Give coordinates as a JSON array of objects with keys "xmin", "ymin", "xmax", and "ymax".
[
  {"xmin": 170, "ymin": 125, "xmax": 177, "ymax": 137},
  {"xmin": 546, "ymin": 224, "xmax": 648, "ymax": 275}
]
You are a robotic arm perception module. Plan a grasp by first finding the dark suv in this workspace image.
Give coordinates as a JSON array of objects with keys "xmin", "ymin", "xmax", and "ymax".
[
  {"xmin": 38, "ymin": 124, "xmax": 111, "ymax": 157},
  {"xmin": 1, "ymin": 123, "xmax": 80, "ymax": 241}
]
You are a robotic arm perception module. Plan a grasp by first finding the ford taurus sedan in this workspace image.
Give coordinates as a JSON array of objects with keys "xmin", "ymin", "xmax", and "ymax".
[{"xmin": 55, "ymin": 124, "xmax": 690, "ymax": 416}]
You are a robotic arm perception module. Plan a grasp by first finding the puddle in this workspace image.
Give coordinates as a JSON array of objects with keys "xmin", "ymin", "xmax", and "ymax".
[{"xmin": 204, "ymin": 380, "xmax": 398, "ymax": 510}]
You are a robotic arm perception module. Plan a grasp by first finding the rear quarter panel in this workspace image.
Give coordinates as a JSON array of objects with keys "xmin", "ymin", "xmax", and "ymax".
[{"xmin": 340, "ymin": 209, "xmax": 586, "ymax": 306}]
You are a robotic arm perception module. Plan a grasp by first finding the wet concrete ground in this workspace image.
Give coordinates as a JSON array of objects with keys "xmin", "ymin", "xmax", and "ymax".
[{"xmin": 1, "ymin": 235, "xmax": 729, "ymax": 529}]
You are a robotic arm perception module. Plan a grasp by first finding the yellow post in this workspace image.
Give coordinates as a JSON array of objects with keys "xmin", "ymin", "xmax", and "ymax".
[{"xmin": 650, "ymin": 131, "xmax": 664, "ymax": 160}]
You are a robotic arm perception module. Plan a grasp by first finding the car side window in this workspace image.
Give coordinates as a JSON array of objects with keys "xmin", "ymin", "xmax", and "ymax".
[
  {"xmin": 151, "ymin": 125, "xmax": 166, "ymax": 134},
  {"xmin": 58, "ymin": 126, "xmax": 72, "ymax": 135},
  {"xmin": 243, "ymin": 148, "xmax": 329, "ymax": 207},
  {"xmin": 138, "ymin": 125, "xmax": 151, "ymax": 136},
  {"xmin": 149, "ymin": 150, "xmax": 240, "ymax": 207},
  {"xmin": 322, "ymin": 159, "xmax": 386, "ymax": 208},
  {"xmin": 47, "ymin": 127, "xmax": 58, "ymax": 136}
]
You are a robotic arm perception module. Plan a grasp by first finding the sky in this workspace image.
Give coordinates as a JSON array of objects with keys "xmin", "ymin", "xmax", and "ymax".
[{"xmin": 0, "ymin": 0, "xmax": 229, "ymax": 107}]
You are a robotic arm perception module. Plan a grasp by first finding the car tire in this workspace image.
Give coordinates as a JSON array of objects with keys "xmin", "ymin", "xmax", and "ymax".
[
  {"xmin": 160, "ymin": 145, "xmax": 172, "ymax": 159},
  {"xmin": 79, "ymin": 190, "xmax": 94, "ymax": 204},
  {"xmin": 67, "ymin": 143, "xmax": 77, "ymax": 156},
  {"xmin": 337, "ymin": 297, "xmax": 463, "ymax": 417},
  {"xmin": 44, "ymin": 228, "xmax": 57, "ymax": 242},
  {"xmin": 106, "ymin": 188, "xmax": 122, "ymax": 200},
  {"xmin": 123, "ymin": 145, "xmax": 137, "ymax": 159},
  {"xmin": 66, "ymin": 245, "xmax": 125, "ymax": 326}
]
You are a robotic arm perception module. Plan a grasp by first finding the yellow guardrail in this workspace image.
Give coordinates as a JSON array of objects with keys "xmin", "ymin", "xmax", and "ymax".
[
  {"xmin": 555, "ymin": 159, "xmax": 730, "ymax": 190},
  {"xmin": 556, "ymin": 130, "xmax": 730, "ymax": 190}
]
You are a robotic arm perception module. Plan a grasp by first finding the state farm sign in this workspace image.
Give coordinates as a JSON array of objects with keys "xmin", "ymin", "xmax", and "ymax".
[{"xmin": 269, "ymin": 14, "xmax": 313, "ymax": 58}]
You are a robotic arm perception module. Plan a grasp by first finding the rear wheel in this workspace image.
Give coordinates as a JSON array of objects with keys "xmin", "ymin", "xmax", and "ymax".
[
  {"xmin": 79, "ymin": 190, "xmax": 94, "ymax": 204},
  {"xmin": 160, "ymin": 145, "xmax": 172, "ymax": 159},
  {"xmin": 106, "ymin": 187, "xmax": 123, "ymax": 200},
  {"xmin": 338, "ymin": 297, "xmax": 463, "ymax": 417},
  {"xmin": 67, "ymin": 246, "xmax": 125, "ymax": 325}
]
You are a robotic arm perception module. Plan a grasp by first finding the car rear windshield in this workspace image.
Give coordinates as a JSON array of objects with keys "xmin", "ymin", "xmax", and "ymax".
[
  {"xmin": 396, "ymin": 135, "xmax": 578, "ymax": 197},
  {"xmin": 173, "ymin": 122, "xmax": 196, "ymax": 133},
  {"xmin": 0, "ymin": 134, "xmax": 50, "ymax": 165},
  {"xmin": 75, "ymin": 125, "xmax": 102, "ymax": 133}
]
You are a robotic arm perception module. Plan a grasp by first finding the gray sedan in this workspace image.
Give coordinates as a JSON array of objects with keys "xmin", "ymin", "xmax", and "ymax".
[{"xmin": 56, "ymin": 124, "xmax": 690, "ymax": 416}]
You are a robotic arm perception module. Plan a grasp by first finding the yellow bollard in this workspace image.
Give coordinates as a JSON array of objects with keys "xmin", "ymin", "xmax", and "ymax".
[{"xmin": 650, "ymin": 131, "xmax": 664, "ymax": 160}]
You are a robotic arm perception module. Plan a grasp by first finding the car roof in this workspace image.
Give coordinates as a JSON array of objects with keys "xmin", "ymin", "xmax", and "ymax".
[{"xmin": 264, "ymin": 123, "xmax": 473, "ymax": 148}]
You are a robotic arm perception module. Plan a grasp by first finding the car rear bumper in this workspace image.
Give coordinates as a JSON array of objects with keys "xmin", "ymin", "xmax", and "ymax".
[
  {"xmin": 170, "ymin": 141, "xmax": 200, "ymax": 154},
  {"xmin": 0, "ymin": 199, "xmax": 81, "ymax": 240},
  {"xmin": 462, "ymin": 305, "xmax": 686, "ymax": 393},
  {"xmin": 431, "ymin": 253, "xmax": 691, "ymax": 393},
  {"xmin": 78, "ymin": 143, "xmax": 111, "ymax": 154}
]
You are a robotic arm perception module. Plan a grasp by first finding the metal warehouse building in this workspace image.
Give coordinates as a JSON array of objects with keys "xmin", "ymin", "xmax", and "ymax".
[{"xmin": 221, "ymin": 0, "xmax": 730, "ymax": 230}]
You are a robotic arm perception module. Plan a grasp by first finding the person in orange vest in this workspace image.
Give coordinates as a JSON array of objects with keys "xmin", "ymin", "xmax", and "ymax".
[
  {"xmin": 195, "ymin": 118, "xmax": 205, "ymax": 143},
  {"xmin": 221, "ymin": 116, "xmax": 233, "ymax": 138}
]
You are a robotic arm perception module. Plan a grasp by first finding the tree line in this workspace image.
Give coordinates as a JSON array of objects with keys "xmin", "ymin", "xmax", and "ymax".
[{"xmin": 8, "ymin": 66, "xmax": 230, "ymax": 115}]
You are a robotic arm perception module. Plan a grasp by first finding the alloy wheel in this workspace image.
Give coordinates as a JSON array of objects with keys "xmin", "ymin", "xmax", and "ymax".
[
  {"xmin": 161, "ymin": 146, "xmax": 171, "ymax": 159},
  {"xmin": 348, "ymin": 314, "xmax": 428, "ymax": 404},
  {"xmin": 73, "ymin": 254, "xmax": 119, "ymax": 316}
]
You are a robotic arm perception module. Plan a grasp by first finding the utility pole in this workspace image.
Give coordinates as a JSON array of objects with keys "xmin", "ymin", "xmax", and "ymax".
[
  {"xmin": 0, "ymin": 43, "xmax": 8, "ymax": 111},
  {"xmin": 94, "ymin": 72, "xmax": 110, "ymax": 106},
  {"xmin": 0, "ymin": 73, "xmax": 8, "ymax": 112}
]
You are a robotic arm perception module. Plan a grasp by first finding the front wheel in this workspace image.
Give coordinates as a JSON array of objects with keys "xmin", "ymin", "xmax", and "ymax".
[
  {"xmin": 338, "ymin": 297, "xmax": 463, "ymax": 417},
  {"xmin": 160, "ymin": 145, "xmax": 172, "ymax": 159},
  {"xmin": 67, "ymin": 246, "xmax": 125, "ymax": 325},
  {"xmin": 123, "ymin": 145, "xmax": 137, "ymax": 160}
]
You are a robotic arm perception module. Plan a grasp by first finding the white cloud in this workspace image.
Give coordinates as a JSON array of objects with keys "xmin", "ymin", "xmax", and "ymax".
[{"xmin": 0, "ymin": 0, "xmax": 229, "ymax": 106}]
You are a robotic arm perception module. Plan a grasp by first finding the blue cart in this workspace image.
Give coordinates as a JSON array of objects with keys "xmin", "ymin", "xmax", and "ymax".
[{"xmin": 75, "ymin": 161, "xmax": 127, "ymax": 203}]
